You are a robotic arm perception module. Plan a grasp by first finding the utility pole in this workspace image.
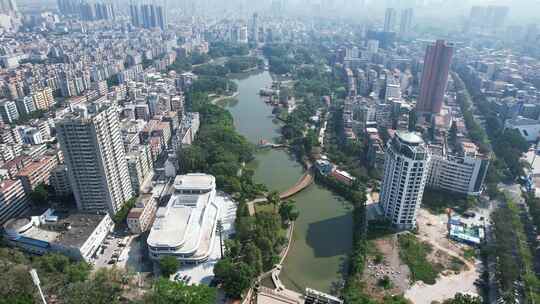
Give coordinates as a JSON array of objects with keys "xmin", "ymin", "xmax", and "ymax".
[{"xmin": 29, "ymin": 269, "xmax": 47, "ymax": 304}]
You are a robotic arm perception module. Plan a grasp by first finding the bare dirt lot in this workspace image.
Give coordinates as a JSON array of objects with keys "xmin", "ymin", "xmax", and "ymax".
[
  {"xmin": 416, "ymin": 209, "xmax": 465, "ymax": 255},
  {"xmin": 363, "ymin": 236, "xmax": 410, "ymax": 301},
  {"xmin": 363, "ymin": 208, "xmax": 481, "ymax": 303},
  {"xmin": 404, "ymin": 209, "xmax": 481, "ymax": 304}
]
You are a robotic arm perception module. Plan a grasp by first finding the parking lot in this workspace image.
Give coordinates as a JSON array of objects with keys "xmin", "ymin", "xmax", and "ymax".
[
  {"xmin": 170, "ymin": 192, "xmax": 237, "ymax": 286},
  {"xmin": 92, "ymin": 230, "xmax": 134, "ymax": 269}
]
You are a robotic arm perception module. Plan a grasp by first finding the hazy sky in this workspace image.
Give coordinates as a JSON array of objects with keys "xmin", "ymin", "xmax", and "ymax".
[{"xmin": 14, "ymin": 0, "xmax": 540, "ymax": 25}]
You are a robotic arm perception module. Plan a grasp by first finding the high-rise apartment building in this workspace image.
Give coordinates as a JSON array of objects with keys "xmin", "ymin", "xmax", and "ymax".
[
  {"xmin": 0, "ymin": 0, "xmax": 17, "ymax": 15},
  {"xmin": 16, "ymin": 96, "xmax": 36, "ymax": 115},
  {"xmin": 251, "ymin": 13, "xmax": 259, "ymax": 44},
  {"xmin": 130, "ymin": 2, "xmax": 167, "ymax": 30},
  {"xmin": 416, "ymin": 40, "xmax": 453, "ymax": 114},
  {"xmin": 380, "ymin": 132, "xmax": 431, "ymax": 230},
  {"xmin": 0, "ymin": 179, "xmax": 29, "ymax": 226},
  {"xmin": 58, "ymin": 0, "xmax": 79, "ymax": 15},
  {"xmin": 399, "ymin": 8, "xmax": 414, "ymax": 36},
  {"xmin": 57, "ymin": 102, "xmax": 133, "ymax": 215},
  {"xmin": 468, "ymin": 5, "xmax": 509, "ymax": 31},
  {"xmin": 0, "ymin": 100, "xmax": 19, "ymax": 123},
  {"xmin": 94, "ymin": 2, "xmax": 115, "ymax": 20},
  {"xmin": 32, "ymin": 87, "xmax": 54, "ymax": 110},
  {"xmin": 58, "ymin": 0, "xmax": 115, "ymax": 21},
  {"xmin": 384, "ymin": 8, "xmax": 397, "ymax": 32}
]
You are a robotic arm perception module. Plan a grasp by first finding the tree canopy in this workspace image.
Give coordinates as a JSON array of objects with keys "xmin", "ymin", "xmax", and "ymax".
[
  {"xmin": 442, "ymin": 293, "xmax": 482, "ymax": 304},
  {"xmin": 159, "ymin": 256, "xmax": 179, "ymax": 278},
  {"xmin": 178, "ymin": 94, "xmax": 265, "ymax": 200},
  {"xmin": 144, "ymin": 278, "xmax": 216, "ymax": 304},
  {"xmin": 29, "ymin": 184, "xmax": 49, "ymax": 206}
]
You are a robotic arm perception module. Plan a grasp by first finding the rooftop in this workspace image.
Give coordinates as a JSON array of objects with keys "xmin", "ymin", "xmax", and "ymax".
[
  {"xmin": 147, "ymin": 174, "xmax": 218, "ymax": 260},
  {"xmin": 396, "ymin": 131, "xmax": 423, "ymax": 145},
  {"xmin": 14, "ymin": 210, "xmax": 108, "ymax": 248},
  {"xmin": 173, "ymin": 173, "xmax": 215, "ymax": 191},
  {"xmin": 506, "ymin": 116, "xmax": 540, "ymax": 126},
  {"xmin": 148, "ymin": 198, "xmax": 194, "ymax": 248},
  {"xmin": 0, "ymin": 178, "xmax": 22, "ymax": 191},
  {"xmin": 16, "ymin": 155, "xmax": 55, "ymax": 177}
]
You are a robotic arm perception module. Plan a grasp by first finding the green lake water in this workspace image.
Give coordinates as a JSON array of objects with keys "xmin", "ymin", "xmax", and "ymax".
[{"xmin": 226, "ymin": 71, "xmax": 352, "ymax": 294}]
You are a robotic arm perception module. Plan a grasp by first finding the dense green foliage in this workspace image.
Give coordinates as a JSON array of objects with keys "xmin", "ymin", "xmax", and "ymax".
[
  {"xmin": 167, "ymin": 52, "xmax": 210, "ymax": 74},
  {"xmin": 282, "ymin": 97, "xmax": 321, "ymax": 159},
  {"xmin": 491, "ymin": 128, "xmax": 529, "ymax": 179},
  {"xmin": 315, "ymin": 172, "xmax": 365, "ymax": 203},
  {"xmin": 263, "ymin": 44, "xmax": 295, "ymax": 75},
  {"xmin": 294, "ymin": 66, "xmax": 334, "ymax": 98},
  {"xmin": 262, "ymin": 44, "xmax": 321, "ymax": 75},
  {"xmin": 213, "ymin": 258, "xmax": 254, "ymax": 299},
  {"xmin": 112, "ymin": 197, "xmax": 136, "ymax": 225},
  {"xmin": 144, "ymin": 278, "xmax": 216, "ymax": 304},
  {"xmin": 454, "ymin": 71, "xmax": 529, "ymax": 185},
  {"xmin": 0, "ymin": 247, "xmax": 219, "ymax": 303},
  {"xmin": 442, "ymin": 293, "xmax": 482, "ymax": 304},
  {"xmin": 13, "ymin": 109, "xmax": 47, "ymax": 125},
  {"xmin": 214, "ymin": 211, "xmax": 287, "ymax": 299},
  {"xmin": 225, "ymin": 56, "xmax": 261, "ymax": 73},
  {"xmin": 421, "ymin": 188, "xmax": 477, "ymax": 214},
  {"xmin": 456, "ymin": 69, "xmax": 540, "ymax": 304},
  {"xmin": 61, "ymin": 268, "xmax": 128, "ymax": 304},
  {"xmin": 159, "ymin": 256, "xmax": 179, "ymax": 278},
  {"xmin": 398, "ymin": 233, "xmax": 441, "ymax": 285},
  {"xmin": 490, "ymin": 197, "xmax": 540, "ymax": 303},
  {"xmin": 191, "ymin": 76, "xmax": 238, "ymax": 95},
  {"xmin": 208, "ymin": 42, "xmax": 249, "ymax": 58},
  {"xmin": 191, "ymin": 52, "xmax": 210, "ymax": 65},
  {"xmin": 324, "ymin": 105, "xmax": 374, "ymax": 183},
  {"xmin": 178, "ymin": 94, "xmax": 265, "ymax": 199},
  {"xmin": 526, "ymin": 193, "xmax": 540, "ymax": 236},
  {"xmin": 29, "ymin": 183, "xmax": 49, "ymax": 206},
  {"xmin": 168, "ymin": 57, "xmax": 192, "ymax": 73},
  {"xmin": 278, "ymin": 200, "xmax": 300, "ymax": 223},
  {"xmin": 0, "ymin": 250, "xmax": 97, "ymax": 303},
  {"xmin": 452, "ymin": 74, "xmax": 490, "ymax": 152},
  {"xmin": 324, "ymin": 175, "xmax": 371, "ymax": 304},
  {"xmin": 192, "ymin": 56, "xmax": 261, "ymax": 77},
  {"xmin": 192, "ymin": 64, "xmax": 228, "ymax": 77}
]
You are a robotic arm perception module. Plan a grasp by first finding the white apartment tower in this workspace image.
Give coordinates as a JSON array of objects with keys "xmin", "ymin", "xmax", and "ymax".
[
  {"xmin": 57, "ymin": 102, "xmax": 133, "ymax": 215},
  {"xmin": 380, "ymin": 132, "xmax": 431, "ymax": 230}
]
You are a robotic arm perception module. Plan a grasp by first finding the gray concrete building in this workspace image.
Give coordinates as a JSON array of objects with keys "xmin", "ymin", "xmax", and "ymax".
[{"xmin": 57, "ymin": 102, "xmax": 133, "ymax": 215}]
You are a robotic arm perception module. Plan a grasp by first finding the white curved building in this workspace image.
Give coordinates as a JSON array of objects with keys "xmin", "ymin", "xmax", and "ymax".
[{"xmin": 147, "ymin": 174, "xmax": 219, "ymax": 264}]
